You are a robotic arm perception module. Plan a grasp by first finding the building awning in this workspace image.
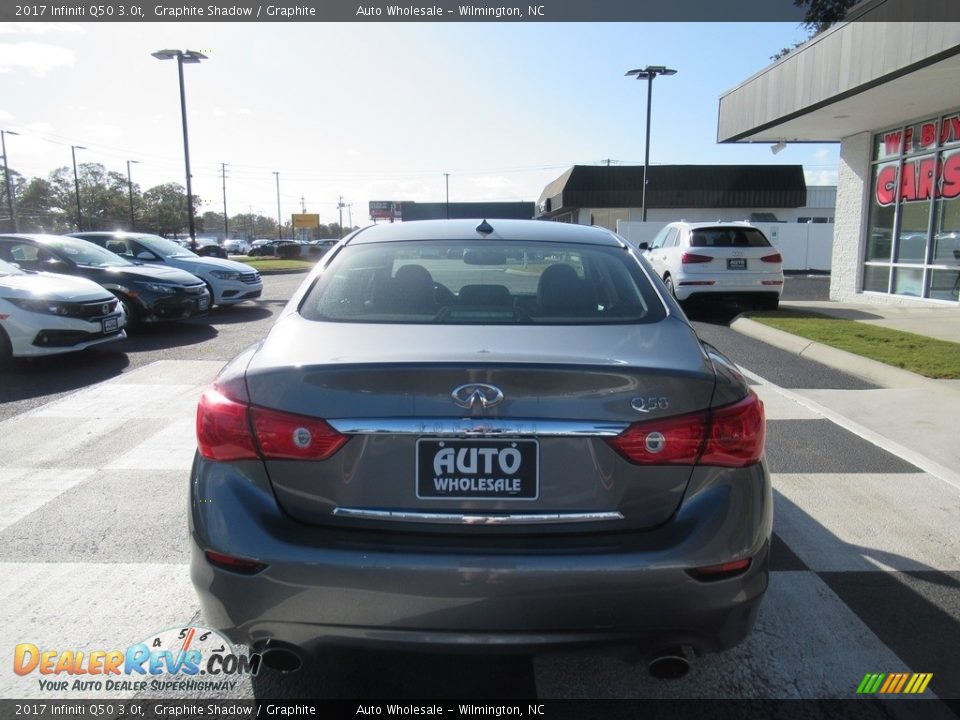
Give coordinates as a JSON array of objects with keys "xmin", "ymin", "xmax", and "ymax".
[
  {"xmin": 537, "ymin": 165, "xmax": 807, "ymax": 216},
  {"xmin": 399, "ymin": 202, "xmax": 535, "ymax": 221},
  {"xmin": 717, "ymin": 0, "xmax": 960, "ymax": 143}
]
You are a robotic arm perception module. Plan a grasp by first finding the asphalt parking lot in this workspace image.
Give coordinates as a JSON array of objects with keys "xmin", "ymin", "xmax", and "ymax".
[{"xmin": 3, "ymin": 272, "xmax": 958, "ymax": 707}]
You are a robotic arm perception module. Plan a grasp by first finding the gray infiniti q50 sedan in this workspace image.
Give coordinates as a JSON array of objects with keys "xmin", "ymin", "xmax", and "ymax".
[{"xmin": 190, "ymin": 218, "xmax": 771, "ymax": 673}]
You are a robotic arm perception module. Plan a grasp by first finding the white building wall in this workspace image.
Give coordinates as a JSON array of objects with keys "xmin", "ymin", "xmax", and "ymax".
[{"xmin": 830, "ymin": 132, "xmax": 871, "ymax": 301}]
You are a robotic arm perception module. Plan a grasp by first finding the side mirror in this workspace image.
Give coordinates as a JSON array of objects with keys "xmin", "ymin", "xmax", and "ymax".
[{"xmin": 638, "ymin": 242, "xmax": 650, "ymax": 251}]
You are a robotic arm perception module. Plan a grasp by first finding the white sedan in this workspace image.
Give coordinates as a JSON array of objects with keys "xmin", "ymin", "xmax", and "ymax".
[
  {"xmin": 70, "ymin": 232, "xmax": 263, "ymax": 307},
  {"xmin": 0, "ymin": 258, "xmax": 126, "ymax": 365}
]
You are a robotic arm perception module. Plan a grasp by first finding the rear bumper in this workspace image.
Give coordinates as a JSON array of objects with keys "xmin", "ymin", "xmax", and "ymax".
[
  {"xmin": 189, "ymin": 457, "xmax": 772, "ymax": 655},
  {"xmin": 673, "ymin": 272, "xmax": 784, "ymax": 302}
]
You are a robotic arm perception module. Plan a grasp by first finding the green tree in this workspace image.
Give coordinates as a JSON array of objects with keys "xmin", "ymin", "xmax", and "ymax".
[
  {"xmin": 229, "ymin": 212, "xmax": 277, "ymax": 240},
  {"xmin": 200, "ymin": 211, "xmax": 225, "ymax": 237},
  {"xmin": 17, "ymin": 176, "xmax": 67, "ymax": 233},
  {"xmin": 772, "ymin": 0, "xmax": 858, "ymax": 59},
  {"xmin": 141, "ymin": 182, "xmax": 202, "ymax": 238}
]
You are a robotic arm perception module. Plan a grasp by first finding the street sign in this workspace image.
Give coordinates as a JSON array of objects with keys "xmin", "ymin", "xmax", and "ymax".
[{"xmin": 292, "ymin": 213, "xmax": 320, "ymax": 229}]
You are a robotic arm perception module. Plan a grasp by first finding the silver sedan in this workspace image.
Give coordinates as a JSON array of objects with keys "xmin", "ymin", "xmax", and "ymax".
[{"xmin": 190, "ymin": 219, "xmax": 771, "ymax": 676}]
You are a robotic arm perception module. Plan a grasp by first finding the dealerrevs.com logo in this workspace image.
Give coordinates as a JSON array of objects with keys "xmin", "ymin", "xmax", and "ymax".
[{"xmin": 13, "ymin": 626, "xmax": 261, "ymax": 693}]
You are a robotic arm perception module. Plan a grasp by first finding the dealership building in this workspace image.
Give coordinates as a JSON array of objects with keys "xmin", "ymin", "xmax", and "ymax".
[{"xmin": 718, "ymin": 0, "xmax": 960, "ymax": 305}]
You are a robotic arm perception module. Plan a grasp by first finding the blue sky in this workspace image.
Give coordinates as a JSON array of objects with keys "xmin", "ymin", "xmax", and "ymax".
[{"xmin": 0, "ymin": 21, "xmax": 839, "ymax": 226}]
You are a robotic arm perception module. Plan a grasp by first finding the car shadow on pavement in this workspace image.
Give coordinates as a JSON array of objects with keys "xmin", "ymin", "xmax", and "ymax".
[
  {"xmin": 0, "ymin": 347, "xmax": 130, "ymax": 403},
  {"xmin": 117, "ymin": 322, "xmax": 219, "ymax": 353},
  {"xmin": 196, "ymin": 304, "xmax": 275, "ymax": 325}
]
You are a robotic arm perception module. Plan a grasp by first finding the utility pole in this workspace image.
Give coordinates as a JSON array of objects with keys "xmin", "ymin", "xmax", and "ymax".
[
  {"xmin": 337, "ymin": 196, "xmax": 345, "ymax": 238},
  {"xmin": 300, "ymin": 195, "xmax": 306, "ymax": 213},
  {"xmin": 126, "ymin": 159, "xmax": 139, "ymax": 231},
  {"xmin": 221, "ymin": 163, "xmax": 229, "ymax": 240},
  {"xmin": 273, "ymin": 171, "xmax": 281, "ymax": 239},
  {"xmin": 71, "ymin": 145, "xmax": 86, "ymax": 232},
  {"xmin": 1, "ymin": 130, "xmax": 19, "ymax": 233},
  {"xmin": 444, "ymin": 172, "xmax": 450, "ymax": 219}
]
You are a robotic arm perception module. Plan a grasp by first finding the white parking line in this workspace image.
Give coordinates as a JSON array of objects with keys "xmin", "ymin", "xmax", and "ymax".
[{"xmin": 739, "ymin": 366, "xmax": 960, "ymax": 493}]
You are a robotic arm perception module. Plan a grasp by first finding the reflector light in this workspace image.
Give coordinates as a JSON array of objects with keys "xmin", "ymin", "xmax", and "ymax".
[
  {"xmin": 681, "ymin": 252, "xmax": 713, "ymax": 264},
  {"xmin": 204, "ymin": 550, "xmax": 267, "ymax": 575},
  {"xmin": 609, "ymin": 392, "xmax": 765, "ymax": 468},
  {"xmin": 761, "ymin": 280, "xmax": 784, "ymax": 285},
  {"xmin": 689, "ymin": 557, "xmax": 752, "ymax": 581},
  {"xmin": 678, "ymin": 280, "xmax": 716, "ymax": 286},
  {"xmin": 196, "ymin": 386, "xmax": 347, "ymax": 462},
  {"xmin": 761, "ymin": 253, "xmax": 783, "ymax": 263}
]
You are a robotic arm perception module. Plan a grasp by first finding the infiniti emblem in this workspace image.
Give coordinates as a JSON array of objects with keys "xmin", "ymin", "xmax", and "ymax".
[{"xmin": 451, "ymin": 383, "xmax": 504, "ymax": 410}]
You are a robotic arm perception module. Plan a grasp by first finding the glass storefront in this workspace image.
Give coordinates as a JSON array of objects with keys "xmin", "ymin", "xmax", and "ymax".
[{"xmin": 864, "ymin": 110, "xmax": 960, "ymax": 301}]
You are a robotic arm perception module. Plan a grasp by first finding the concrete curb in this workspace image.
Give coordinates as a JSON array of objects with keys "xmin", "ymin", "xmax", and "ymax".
[{"xmin": 730, "ymin": 315, "xmax": 942, "ymax": 390}]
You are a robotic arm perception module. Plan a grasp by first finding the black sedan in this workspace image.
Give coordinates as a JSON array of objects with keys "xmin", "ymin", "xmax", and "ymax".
[{"xmin": 0, "ymin": 234, "xmax": 211, "ymax": 328}]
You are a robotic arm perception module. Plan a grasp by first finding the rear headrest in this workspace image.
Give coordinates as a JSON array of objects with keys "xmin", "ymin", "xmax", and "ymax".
[{"xmin": 458, "ymin": 284, "xmax": 512, "ymax": 306}]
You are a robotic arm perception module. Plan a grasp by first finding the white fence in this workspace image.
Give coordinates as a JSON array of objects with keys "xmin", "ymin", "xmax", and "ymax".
[{"xmin": 616, "ymin": 220, "xmax": 834, "ymax": 272}]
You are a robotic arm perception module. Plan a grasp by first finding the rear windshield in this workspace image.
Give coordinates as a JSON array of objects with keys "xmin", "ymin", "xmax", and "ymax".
[
  {"xmin": 690, "ymin": 227, "xmax": 771, "ymax": 248},
  {"xmin": 299, "ymin": 240, "xmax": 665, "ymax": 325}
]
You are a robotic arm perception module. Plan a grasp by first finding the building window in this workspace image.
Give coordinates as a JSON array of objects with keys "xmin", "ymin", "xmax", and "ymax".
[{"xmin": 864, "ymin": 111, "xmax": 960, "ymax": 301}]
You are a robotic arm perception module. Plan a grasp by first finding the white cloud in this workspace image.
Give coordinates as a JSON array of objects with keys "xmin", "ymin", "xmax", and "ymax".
[
  {"xmin": 83, "ymin": 124, "xmax": 123, "ymax": 140},
  {"xmin": 0, "ymin": 42, "xmax": 74, "ymax": 77},
  {"xmin": 0, "ymin": 23, "xmax": 84, "ymax": 36},
  {"xmin": 0, "ymin": 109, "xmax": 13, "ymax": 123},
  {"xmin": 813, "ymin": 148, "xmax": 832, "ymax": 162},
  {"xmin": 805, "ymin": 169, "xmax": 838, "ymax": 186}
]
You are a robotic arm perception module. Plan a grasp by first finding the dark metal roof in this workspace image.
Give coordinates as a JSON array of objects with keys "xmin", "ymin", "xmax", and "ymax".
[
  {"xmin": 537, "ymin": 165, "xmax": 807, "ymax": 214},
  {"xmin": 400, "ymin": 202, "xmax": 536, "ymax": 221}
]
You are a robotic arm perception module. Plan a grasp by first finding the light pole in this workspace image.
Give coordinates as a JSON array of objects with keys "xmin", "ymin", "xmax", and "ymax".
[
  {"xmin": 625, "ymin": 65, "xmax": 677, "ymax": 222},
  {"xmin": 71, "ymin": 145, "xmax": 86, "ymax": 231},
  {"xmin": 273, "ymin": 171, "xmax": 281, "ymax": 239},
  {"xmin": 220, "ymin": 162, "xmax": 229, "ymax": 240},
  {"xmin": 443, "ymin": 172, "xmax": 450, "ymax": 219},
  {"xmin": 126, "ymin": 159, "xmax": 139, "ymax": 231},
  {"xmin": 152, "ymin": 49, "xmax": 207, "ymax": 249},
  {"xmin": 1, "ymin": 129, "xmax": 19, "ymax": 232},
  {"xmin": 337, "ymin": 196, "xmax": 345, "ymax": 238}
]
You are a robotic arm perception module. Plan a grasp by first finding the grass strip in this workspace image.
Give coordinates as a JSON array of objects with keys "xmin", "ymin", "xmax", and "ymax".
[
  {"xmin": 750, "ymin": 310, "xmax": 960, "ymax": 379},
  {"xmin": 235, "ymin": 257, "xmax": 314, "ymax": 272}
]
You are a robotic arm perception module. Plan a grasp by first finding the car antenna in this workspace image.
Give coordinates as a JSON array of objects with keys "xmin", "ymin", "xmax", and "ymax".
[{"xmin": 476, "ymin": 219, "xmax": 494, "ymax": 235}]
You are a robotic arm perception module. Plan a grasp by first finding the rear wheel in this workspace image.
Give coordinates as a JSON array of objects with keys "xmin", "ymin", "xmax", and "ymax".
[
  {"xmin": 664, "ymin": 275, "xmax": 676, "ymax": 299},
  {"xmin": 760, "ymin": 296, "xmax": 779, "ymax": 311}
]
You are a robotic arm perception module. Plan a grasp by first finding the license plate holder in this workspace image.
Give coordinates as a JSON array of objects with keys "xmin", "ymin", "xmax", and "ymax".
[
  {"xmin": 102, "ymin": 316, "xmax": 119, "ymax": 333},
  {"xmin": 727, "ymin": 258, "xmax": 747, "ymax": 270},
  {"xmin": 416, "ymin": 438, "xmax": 539, "ymax": 500}
]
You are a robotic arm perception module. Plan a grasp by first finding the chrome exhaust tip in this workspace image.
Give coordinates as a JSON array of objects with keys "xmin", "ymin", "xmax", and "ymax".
[{"xmin": 647, "ymin": 647, "xmax": 690, "ymax": 679}]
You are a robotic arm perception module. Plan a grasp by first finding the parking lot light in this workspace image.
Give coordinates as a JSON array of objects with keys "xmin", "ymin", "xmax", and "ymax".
[
  {"xmin": 71, "ymin": 145, "xmax": 86, "ymax": 231},
  {"xmin": 625, "ymin": 65, "xmax": 677, "ymax": 222},
  {"xmin": 153, "ymin": 49, "xmax": 207, "ymax": 249}
]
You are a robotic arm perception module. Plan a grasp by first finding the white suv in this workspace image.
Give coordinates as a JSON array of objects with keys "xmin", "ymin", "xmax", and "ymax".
[{"xmin": 639, "ymin": 221, "xmax": 784, "ymax": 309}]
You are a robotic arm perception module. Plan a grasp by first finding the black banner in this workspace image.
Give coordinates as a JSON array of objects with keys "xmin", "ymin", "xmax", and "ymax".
[{"xmin": 1, "ymin": 0, "xmax": 959, "ymax": 22}]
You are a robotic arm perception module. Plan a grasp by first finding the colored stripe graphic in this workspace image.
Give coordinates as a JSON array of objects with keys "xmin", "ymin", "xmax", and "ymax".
[{"xmin": 857, "ymin": 672, "xmax": 932, "ymax": 694}]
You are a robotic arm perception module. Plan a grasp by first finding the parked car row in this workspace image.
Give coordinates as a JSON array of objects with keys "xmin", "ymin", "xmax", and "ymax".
[{"xmin": 0, "ymin": 231, "xmax": 263, "ymax": 365}]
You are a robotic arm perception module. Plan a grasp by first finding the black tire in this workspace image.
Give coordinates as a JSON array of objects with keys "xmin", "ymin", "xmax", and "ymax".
[
  {"xmin": 761, "ymin": 296, "xmax": 780, "ymax": 311},
  {"xmin": 117, "ymin": 294, "xmax": 140, "ymax": 332},
  {"xmin": 664, "ymin": 275, "xmax": 677, "ymax": 299},
  {"xmin": 0, "ymin": 326, "xmax": 12, "ymax": 369}
]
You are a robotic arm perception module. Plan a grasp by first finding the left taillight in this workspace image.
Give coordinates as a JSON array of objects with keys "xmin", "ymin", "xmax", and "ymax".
[
  {"xmin": 761, "ymin": 252, "xmax": 783, "ymax": 263},
  {"xmin": 197, "ymin": 388, "xmax": 259, "ymax": 461},
  {"xmin": 608, "ymin": 392, "xmax": 765, "ymax": 468},
  {"xmin": 196, "ymin": 387, "xmax": 347, "ymax": 462}
]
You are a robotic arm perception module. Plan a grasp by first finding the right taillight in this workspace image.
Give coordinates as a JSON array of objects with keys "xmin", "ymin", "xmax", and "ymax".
[
  {"xmin": 609, "ymin": 392, "xmax": 764, "ymax": 468},
  {"xmin": 761, "ymin": 252, "xmax": 783, "ymax": 263},
  {"xmin": 681, "ymin": 252, "xmax": 713, "ymax": 264},
  {"xmin": 196, "ymin": 387, "xmax": 347, "ymax": 462}
]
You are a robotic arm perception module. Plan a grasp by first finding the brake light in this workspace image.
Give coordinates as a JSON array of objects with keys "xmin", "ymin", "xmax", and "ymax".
[
  {"xmin": 681, "ymin": 252, "xmax": 713, "ymax": 264},
  {"xmin": 761, "ymin": 252, "xmax": 783, "ymax": 263},
  {"xmin": 700, "ymin": 393, "xmax": 765, "ymax": 467},
  {"xmin": 250, "ymin": 406, "xmax": 347, "ymax": 460},
  {"xmin": 197, "ymin": 388, "xmax": 258, "ymax": 461},
  {"xmin": 196, "ymin": 387, "xmax": 347, "ymax": 462},
  {"xmin": 608, "ymin": 392, "xmax": 764, "ymax": 467}
]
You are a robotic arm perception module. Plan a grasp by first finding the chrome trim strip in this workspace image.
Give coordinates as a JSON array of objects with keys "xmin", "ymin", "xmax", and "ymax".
[
  {"xmin": 327, "ymin": 418, "xmax": 629, "ymax": 437},
  {"xmin": 332, "ymin": 508, "xmax": 624, "ymax": 525}
]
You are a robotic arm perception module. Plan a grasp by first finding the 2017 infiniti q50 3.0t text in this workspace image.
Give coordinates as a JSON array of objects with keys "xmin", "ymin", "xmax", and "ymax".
[{"xmin": 190, "ymin": 219, "xmax": 771, "ymax": 673}]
